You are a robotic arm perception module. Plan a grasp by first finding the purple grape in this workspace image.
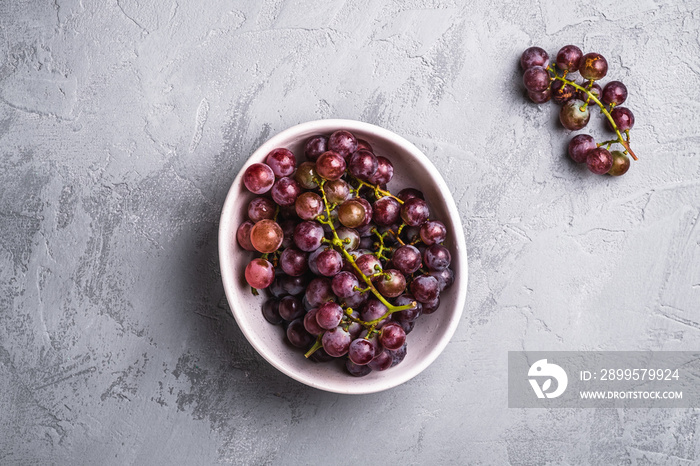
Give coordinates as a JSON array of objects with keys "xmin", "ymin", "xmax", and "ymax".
[
  {"xmin": 243, "ymin": 163, "xmax": 275, "ymax": 194},
  {"xmin": 609, "ymin": 107, "xmax": 635, "ymax": 131},
  {"xmin": 325, "ymin": 179, "xmax": 350, "ymax": 204},
  {"xmin": 520, "ymin": 46, "xmax": 549, "ymax": 70},
  {"xmin": 316, "ymin": 248, "xmax": 343, "ymax": 277},
  {"xmin": 336, "ymin": 227, "xmax": 360, "ymax": 251},
  {"xmin": 393, "ymin": 294, "xmax": 422, "ymax": 323},
  {"xmin": 304, "ymin": 135, "xmax": 328, "ymax": 161},
  {"xmin": 421, "ymin": 296, "xmax": 440, "ymax": 314},
  {"xmin": 271, "ymin": 176, "xmax": 302, "ymax": 207},
  {"xmin": 400, "ymin": 198, "xmax": 430, "ymax": 227},
  {"xmin": 579, "ymin": 53, "xmax": 608, "ymax": 81},
  {"xmin": 568, "ymin": 134, "xmax": 597, "ymax": 163},
  {"xmin": 356, "ymin": 138, "xmax": 373, "ymax": 152},
  {"xmin": 348, "ymin": 338, "xmax": 376, "ymax": 365},
  {"xmin": 247, "ymin": 197, "xmax": 276, "ymax": 223},
  {"xmin": 368, "ymin": 350, "xmax": 392, "ymax": 371},
  {"xmin": 268, "ymin": 277, "xmax": 287, "ymax": 298},
  {"xmin": 332, "ymin": 271, "xmax": 360, "ymax": 299},
  {"xmin": 295, "ymin": 191, "xmax": 323, "ymax": 220},
  {"xmin": 281, "ymin": 274, "xmax": 307, "ymax": 296},
  {"xmin": 293, "ymin": 221, "xmax": 324, "ymax": 251},
  {"xmin": 355, "ymin": 254, "xmax": 382, "ymax": 278},
  {"xmin": 361, "ymin": 299, "xmax": 389, "ymax": 326},
  {"xmin": 380, "ymin": 322, "xmax": 406, "ymax": 350},
  {"xmin": 278, "ymin": 295, "xmax": 303, "ymax": 321},
  {"xmin": 556, "ymin": 45, "xmax": 583, "ymax": 71},
  {"xmin": 328, "ymin": 130, "xmax": 357, "ymax": 160},
  {"xmin": 429, "ymin": 268, "xmax": 454, "ymax": 291},
  {"xmin": 410, "ymin": 275, "xmax": 439, "ymax": 303},
  {"xmin": 279, "ymin": 247, "xmax": 308, "ymax": 277},
  {"xmin": 307, "ymin": 247, "xmax": 324, "ymax": 275},
  {"xmin": 265, "ymin": 148, "xmax": 296, "ymax": 177},
  {"xmin": 367, "ymin": 156, "xmax": 394, "ymax": 185},
  {"xmin": 424, "ymin": 244, "xmax": 451, "ymax": 271},
  {"xmin": 346, "ymin": 359, "xmax": 372, "ymax": 377},
  {"xmin": 560, "ymin": 99, "xmax": 590, "ymax": 130},
  {"xmin": 303, "ymin": 309, "xmax": 324, "ymax": 336},
  {"xmin": 528, "ymin": 88, "xmax": 551, "ymax": 104},
  {"xmin": 236, "ymin": 220, "xmax": 255, "ymax": 251},
  {"xmin": 419, "ymin": 221, "xmax": 447, "ymax": 246},
  {"xmin": 322, "ymin": 327, "xmax": 352, "ymax": 357},
  {"xmin": 392, "ymin": 245, "xmax": 422, "ymax": 275},
  {"xmin": 602, "ymin": 81, "xmax": 628, "ymax": 106},
  {"xmin": 305, "ymin": 277, "xmax": 335, "ymax": 307},
  {"xmin": 523, "ymin": 66, "xmax": 550, "ymax": 93},
  {"xmin": 348, "ymin": 150, "xmax": 378, "ymax": 180},
  {"xmin": 586, "ymin": 147, "xmax": 614, "ymax": 175},
  {"xmin": 262, "ymin": 299, "xmax": 283, "ymax": 325},
  {"xmin": 388, "ymin": 343, "xmax": 407, "ymax": 367},
  {"xmin": 286, "ymin": 318, "xmax": 314, "ymax": 348},
  {"xmin": 373, "ymin": 269, "xmax": 406, "ymax": 298},
  {"xmin": 372, "ymin": 197, "xmax": 401, "ymax": 226},
  {"xmin": 315, "ymin": 302, "xmax": 344, "ymax": 329},
  {"xmin": 576, "ymin": 82, "xmax": 602, "ymax": 102},
  {"xmin": 397, "ymin": 188, "xmax": 424, "ymax": 203},
  {"xmin": 316, "ymin": 151, "xmax": 346, "ymax": 180},
  {"xmin": 551, "ymin": 80, "xmax": 575, "ymax": 104},
  {"xmin": 309, "ymin": 347, "xmax": 334, "ymax": 363}
]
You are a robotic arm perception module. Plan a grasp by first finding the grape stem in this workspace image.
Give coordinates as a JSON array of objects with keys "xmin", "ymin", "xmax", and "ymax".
[{"xmin": 548, "ymin": 66, "xmax": 638, "ymax": 161}]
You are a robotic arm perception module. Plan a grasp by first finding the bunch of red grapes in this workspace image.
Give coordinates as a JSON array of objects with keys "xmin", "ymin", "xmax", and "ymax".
[
  {"xmin": 521, "ymin": 45, "xmax": 638, "ymax": 176},
  {"xmin": 236, "ymin": 130, "xmax": 454, "ymax": 377}
]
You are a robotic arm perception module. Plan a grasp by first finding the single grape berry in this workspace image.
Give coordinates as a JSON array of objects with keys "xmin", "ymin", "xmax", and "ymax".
[
  {"xmin": 271, "ymin": 177, "xmax": 302, "ymax": 207},
  {"xmin": 602, "ymin": 81, "xmax": 628, "ymax": 106},
  {"xmin": 560, "ymin": 99, "xmax": 590, "ymax": 130},
  {"xmin": 316, "ymin": 151, "xmax": 346, "ymax": 180},
  {"xmin": 243, "ymin": 163, "xmax": 275, "ymax": 194},
  {"xmin": 328, "ymin": 130, "xmax": 357, "ymax": 160},
  {"xmin": 528, "ymin": 88, "xmax": 551, "ymax": 104},
  {"xmin": 576, "ymin": 82, "xmax": 602, "ymax": 102},
  {"xmin": 556, "ymin": 45, "xmax": 583, "ymax": 71},
  {"xmin": 608, "ymin": 151, "xmax": 630, "ymax": 176},
  {"xmin": 551, "ymin": 80, "xmax": 576, "ymax": 104},
  {"xmin": 265, "ymin": 148, "xmax": 296, "ymax": 177},
  {"xmin": 367, "ymin": 156, "xmax": 394, "ymax": 185},
  {"xmin": 609, "ymin": 107, "xmax": 635, "ymax": 132},
  {"xmin": 250, "ymin": 219, "xmax": 283, "ymax": 253},
  {"xmin": 568, "ymin": 134, "xmax": 597, "ymax": 164},
  {"xmin": 245, "ymin": 258, "xmax": 275, "ymax": 289},
  {"xmin": 236, "ymin": 220, "xmax": 255, "ymax": 251},
  {"xmin": 304, "ymin": 135, "xmax": 328, "ymax": 161},
  {"xmin": 523, "ymin": 66, "xmax": 550, "ymax": 93},
  {"xmin": 520, "ymin": 47, "xmax": 549, "ymax": 70},
  {"xmin": 579, "ymin": 53, "xmax": 608, "ymax": 81},
  {"xmin": 248, "ymin": 197, "xmax": 276, "ymax": 223},
  {"xmin": 586, "ymin": 147, "xmax": 614, "ymax": 175},
  {"xmin": 294, "ymin": 161, "xmax": 318, "ymax": 189}
]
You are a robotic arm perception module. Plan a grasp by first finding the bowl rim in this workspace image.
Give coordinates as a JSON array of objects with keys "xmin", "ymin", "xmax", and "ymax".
[{"xmin": 219, "ymin": 118, "xmax": 468, "ymax": 394}]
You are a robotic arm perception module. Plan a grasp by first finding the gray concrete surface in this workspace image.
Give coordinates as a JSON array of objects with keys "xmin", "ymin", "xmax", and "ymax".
[{"xmin": 1, "ymin": 1, "xmax": 699, "ymax": 464}]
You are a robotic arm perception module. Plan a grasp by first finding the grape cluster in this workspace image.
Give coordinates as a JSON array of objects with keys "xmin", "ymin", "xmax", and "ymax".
[
  {"xmin": 521, "ymin": 45, "xmax": 638, "ymax": 176},
  {"xmin": 237, "ymin": 130, "xmax": 454, "ymax": 376}
]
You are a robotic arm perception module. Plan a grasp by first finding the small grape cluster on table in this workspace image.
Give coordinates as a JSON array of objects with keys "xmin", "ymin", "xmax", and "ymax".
[
  {"xmin": 521, "ymin": 45, "xmax": 638, "ymax": 176},
  {"xmin": 237, "ymin": 130, "xmax": 454, "ymax": 376}
]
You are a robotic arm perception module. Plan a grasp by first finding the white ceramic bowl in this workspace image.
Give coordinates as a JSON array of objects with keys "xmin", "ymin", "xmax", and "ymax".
[{"xmin": 219, "ymin": 119, "xmax": 467, "ymax": 394}]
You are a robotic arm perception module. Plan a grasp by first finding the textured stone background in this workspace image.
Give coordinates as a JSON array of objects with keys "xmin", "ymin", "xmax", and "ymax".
[{"xmin": 1, "ymin": 0, "xmax": 699, "ymax": 464}]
